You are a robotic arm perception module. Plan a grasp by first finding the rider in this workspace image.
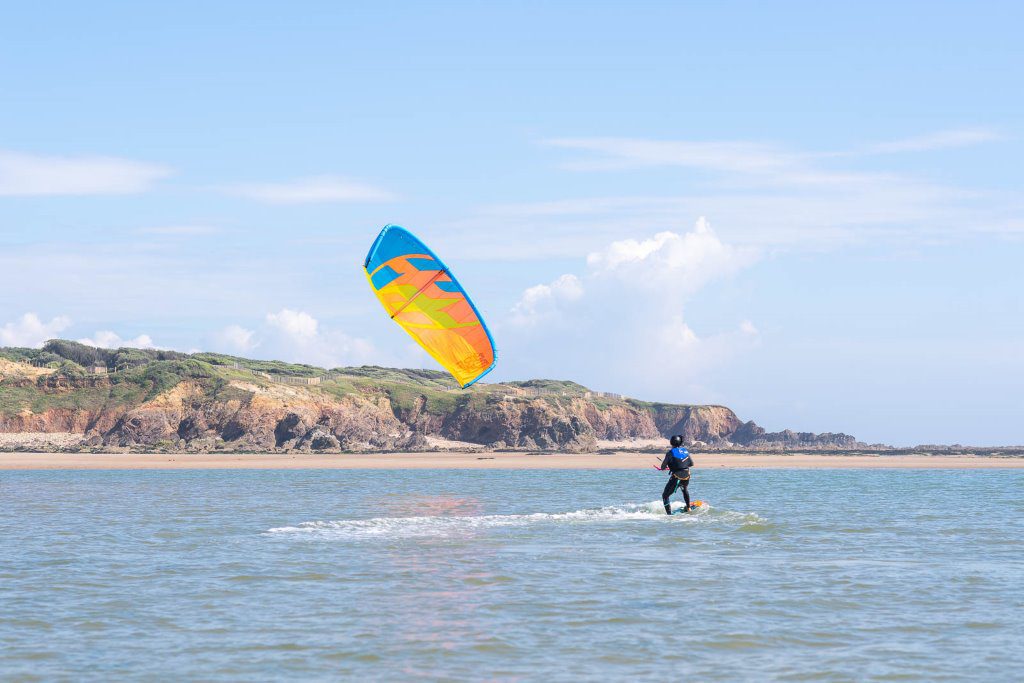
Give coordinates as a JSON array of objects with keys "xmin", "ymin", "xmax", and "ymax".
[{"xmin": 659, "ymin": 435, "xmax": 694, "ymax": 514}]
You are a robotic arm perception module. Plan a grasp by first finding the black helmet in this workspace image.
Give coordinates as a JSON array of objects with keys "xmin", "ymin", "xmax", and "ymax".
[{"xmin": 669, "ymin": 435, "xmax": 683, "ymax": 447}]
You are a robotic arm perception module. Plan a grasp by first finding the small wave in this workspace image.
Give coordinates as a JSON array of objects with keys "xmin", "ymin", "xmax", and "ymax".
[{"xmin": 267, "ymin": 502, "xmax": 768, "ymax": 539}]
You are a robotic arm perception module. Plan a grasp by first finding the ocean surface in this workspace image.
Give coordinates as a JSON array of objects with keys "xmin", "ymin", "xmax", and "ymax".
[{"xmin": 1, "ymin": 468, "xmax": 1022, "ymax": 681}]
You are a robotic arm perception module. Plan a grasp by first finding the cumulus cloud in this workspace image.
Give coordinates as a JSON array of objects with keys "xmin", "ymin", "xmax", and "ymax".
[
  {"xmin": 78, "ymin": 331, "xmax": 157, "ymax": 349},
  {"xmin": 504, "ymin": 219, "xmax": 760, "ymax": 399},
  {"xmin": 266, "ymin": 309, "xmax": 318, "ymax": 339},
  {"xmin": 511, "ymin": 218, "xmax": 756, "ymax": 322},
  {"xmin": 263, "ymin": 308, "xmax": 376, "ymax": 367},
  {"xmin": 0, "ymin": 314, "xmax": 160, "ymax": 352},
  {"xmin": 586, "ymin": 217, "xmax": 758, "ymax": 291},
  {"xmin": 0, "ymin": 150, "xmax": 171, "ymax": 196},
  {"xmin": 0, "ymin": 313, "xmax": 72, "ymax": 348},
  {"xmin": 224, "ymin": 175, "xmax": 396, "ymax": 204},
  {"xmin": 212, "ymin": 309, "xmax": 382, "ymax": 368},
  {"xmin": 214, "ymin": 325, "xmax": 257, "ymax": 354},
  {"xmin": 510, "ymin": 274, "xmax": 584, "ymax": 325}
]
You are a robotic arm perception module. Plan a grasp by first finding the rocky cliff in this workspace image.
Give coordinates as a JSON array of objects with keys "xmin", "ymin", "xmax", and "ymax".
[{"xmin": 0, "ymin": 341, "xmax": 861, "ymax": 453}]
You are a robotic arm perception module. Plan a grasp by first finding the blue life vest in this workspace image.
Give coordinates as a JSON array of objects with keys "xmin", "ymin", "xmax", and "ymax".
[
  {"xmin": 665, "ymin": 446, "xmax": 693, "ymax": 477},
  {"xmin": 670, "ymin": 446, "xmax": 690, "ymax": 461}
]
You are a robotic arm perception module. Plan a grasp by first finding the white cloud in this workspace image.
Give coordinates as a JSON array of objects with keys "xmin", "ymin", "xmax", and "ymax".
[
  {"xmin": 586, "ymin": 217, "xmax": 758, "ymax": 292},
  {"xmin": 541, "ymin": 135, "xmax": 973, "ymax": 194},
  {"xmin": 437, "ymin": 127, "xmax": 1019, "ymax": 260},
  {"xmin": 502, "ymin": 216, "xmax": 757, "ymax": 307},
  {"xmin": 544, "ymin": 137, "xmax": 797, "ymax": 174},
  {"xmin": 0, "ymin": 241, "xmax": 332, "ymax": 324},
  {"xmin": 503, "ymin": 219, "xmax": 760, "ymax": 398},
  {"xmin": 224, "ymin": 175, "xmax": 396, "ymax": 204},
  {"xmin": 214, "ymin": 325, "xmax": 257, "ymax": 354},
  {"xmin": 510, "ymin": 274, "xmax": 584, "ymax": 325},
  {"xmin": 739, "ymin": 320, "xmax": 759, "ymax": 336},
  {"xmin": 0, "ymin": 150, "xmax": 171, "ymax": 196},
  {"xmin": 0, "ymin": 313, "xmax": 72, "ymax": 348},
  {"xmin": 217, "ymin": 308, "xmax": 383, "ymax": 368},
  {"xmin": 266, "ymin": 309, "xmax": 318, "ymax": 339},
  {"xmin": 972, "ymin": 219, "xmax": 1024, "ymax": 241},
  {"xmin": 866, "ymin": 127, "xmax": 1002, "ymax": 154},
  {"xmin": 545, "ymin": 129, "xmax": 1002, "ymax": 175},
  {"xmin": 78, "ymin": 331, "xmax": 157, "ymax": 349}
]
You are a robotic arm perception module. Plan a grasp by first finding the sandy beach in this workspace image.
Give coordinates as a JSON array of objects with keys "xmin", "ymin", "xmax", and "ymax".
[{"xmin": 1, "ymin": 451, "xmax": 1021, "ymax": 470}]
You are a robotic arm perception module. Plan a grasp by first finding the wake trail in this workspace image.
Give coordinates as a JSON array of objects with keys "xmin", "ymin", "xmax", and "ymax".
[{"xmin": 266, "ymin": 502, "xmax": 768, "ymax": 540}]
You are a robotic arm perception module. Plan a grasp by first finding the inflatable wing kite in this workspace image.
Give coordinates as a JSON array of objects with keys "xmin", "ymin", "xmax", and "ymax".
[{"xmin": 364, "ymin": 225, "xmax": 497, "ymax": 387}]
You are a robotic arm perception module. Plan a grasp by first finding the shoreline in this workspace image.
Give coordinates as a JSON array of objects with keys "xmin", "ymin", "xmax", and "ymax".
[{"xmin": 1, "ymin": 451, "xmax": 1022, "ymax": 470}]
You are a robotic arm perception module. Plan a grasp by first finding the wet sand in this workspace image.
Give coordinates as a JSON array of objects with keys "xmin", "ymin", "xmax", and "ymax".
[{"xmin": 1, "ymin": 451, "xmax": 1021, "ymax": 470}]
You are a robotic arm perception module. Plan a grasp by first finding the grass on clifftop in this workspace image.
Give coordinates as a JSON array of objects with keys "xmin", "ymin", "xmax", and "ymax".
[
  {"xmin": 192, "ymin": 353, "xmax": 326, "ymax": 378},
  {"xmin": 505, "ymin": 378, "xmax": 590, "ymax": 393},
  {"xmin": 1, "ymin": 340, "xmax": 634, "ymax": 418}
]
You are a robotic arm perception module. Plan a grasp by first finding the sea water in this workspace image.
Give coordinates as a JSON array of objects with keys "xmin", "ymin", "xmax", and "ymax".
[{"xmin": 1, "ymin": 468, "xmax": 1021, "ymax": 681}]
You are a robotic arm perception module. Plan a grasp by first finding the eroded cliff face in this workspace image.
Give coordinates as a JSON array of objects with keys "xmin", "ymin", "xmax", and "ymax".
[
  {"xmin": 0, "ymin": 363, "xmax": 122, "ymax": 434},
  {"xmin": 652, "ymin": 405, "xmax": 743, "ymax": 444},
  {"xmin": 441, "ymin": 398, "xmax": 599, "ymax": 452},
  {"xmin": 100, "ymin": 381, "xmax": 416, "ymax": 451},
  {"xmin": 0, "ymin": 358, "xmax": 859, "ymax": 452}
]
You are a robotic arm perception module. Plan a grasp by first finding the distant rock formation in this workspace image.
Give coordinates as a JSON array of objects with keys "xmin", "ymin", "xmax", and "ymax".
[{"xmin": 730, "ymin": 421, "xmax": 859, "ymax": 449}]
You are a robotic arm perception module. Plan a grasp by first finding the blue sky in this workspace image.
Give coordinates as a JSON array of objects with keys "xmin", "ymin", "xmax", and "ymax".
[{"xmin": 1, "ymin": 1, "xmax": 1021, "ymax": 445}]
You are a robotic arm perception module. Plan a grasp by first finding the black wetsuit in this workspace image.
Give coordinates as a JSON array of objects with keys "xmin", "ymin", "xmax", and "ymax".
[{"xmin": 660, "ymin": 447, "xmax": 694, "ymax": 514}]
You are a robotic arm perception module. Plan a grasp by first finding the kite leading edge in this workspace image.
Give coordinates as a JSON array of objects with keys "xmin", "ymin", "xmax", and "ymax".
[{"xmin": 363, "ymin": 225, "xmax": 497, "ymax": 388}]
